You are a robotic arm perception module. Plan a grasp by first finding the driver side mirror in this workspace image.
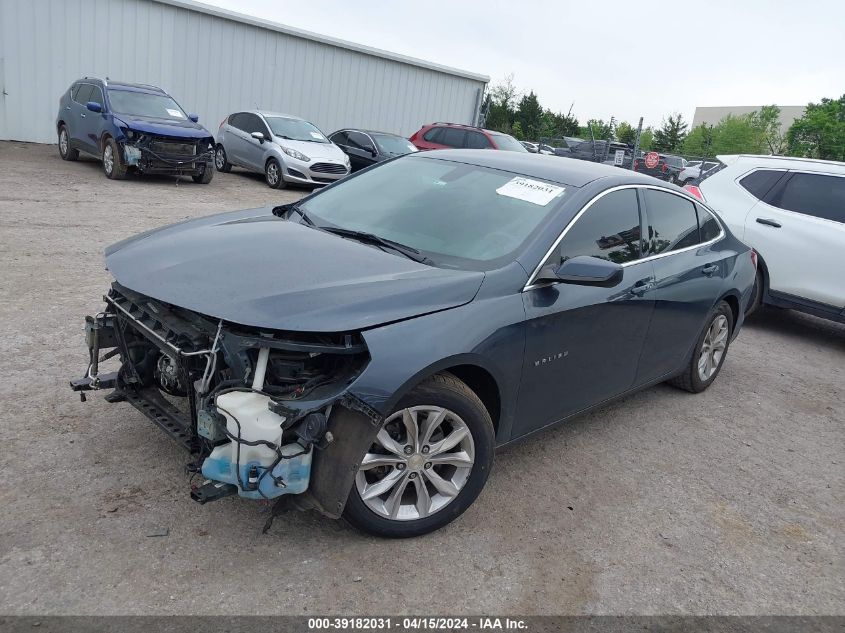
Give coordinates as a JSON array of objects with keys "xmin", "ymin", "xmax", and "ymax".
[
  {"xmin": 86, "ymin": 101, "xmax": 102, "ymax": 113},
  {"xmin": 251, "ymin": 131, "xmax": 265, "ymax": 143},
  {"xmin": 536, "ymin": 255, "xmax": 624, "ymax": 288},
  {"xmin": 188, "ymin": 113, "xmax": 199, "ymax": 123}
]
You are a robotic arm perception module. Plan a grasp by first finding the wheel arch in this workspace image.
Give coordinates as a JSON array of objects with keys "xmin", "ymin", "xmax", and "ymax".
[{"xmin": 379, "ymin": 354, "xmax": 504, "ymax": 439}]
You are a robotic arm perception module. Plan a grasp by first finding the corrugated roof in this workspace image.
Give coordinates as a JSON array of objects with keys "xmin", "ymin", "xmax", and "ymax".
[{"xmin": 153, "ymin": 0, "xmax": 490, "ymax": 83}]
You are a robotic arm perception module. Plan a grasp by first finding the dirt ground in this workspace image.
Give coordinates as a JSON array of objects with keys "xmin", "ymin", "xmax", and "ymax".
[{"xmin": 0, "ymin": 141, "xmax": 842, "ymax": 616}]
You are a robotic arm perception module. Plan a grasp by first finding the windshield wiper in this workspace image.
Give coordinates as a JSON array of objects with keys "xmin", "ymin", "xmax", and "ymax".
[
  {"xmin": 319, "ymin": 227, "xmax": 431, "ymax": 264},
  {"xmin": 271, "ymin": 202, "xmax": 314, "ymax": 226}
]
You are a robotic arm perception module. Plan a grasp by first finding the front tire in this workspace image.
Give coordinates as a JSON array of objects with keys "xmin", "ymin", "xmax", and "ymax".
[
  {"xmin": 668, "ymin": 300, "xmax": 734, "ymax": 393},
  {"xmin": 343, "ymin": 373, "xmax": 495, "ymax": 538},
  {"xmin": 192, "ymin": 163, "xmax": 214, "ymax": 184},
  {"xmin": 214, "ymin": 145, "xmax": 232, "ymax": 172},
  {"xmin": 102, "ymin": 138, "xmax": 127, "ymax": 180},
  {"xmin": 58, "ymin": 125, "xmax": 79, "ymax": 161},
  {"xmin": 265, "ymin": 158, "xmax": 286, "ymax": 189}
]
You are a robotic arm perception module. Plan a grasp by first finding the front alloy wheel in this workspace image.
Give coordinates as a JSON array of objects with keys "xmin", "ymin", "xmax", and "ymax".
[
  {"xmin": 343, "ymin": 373, "xmax": 494, "ymax": 538},
  {"xmin": 355, "ymin": 406, "xmax": 475, "ymax": 521}
]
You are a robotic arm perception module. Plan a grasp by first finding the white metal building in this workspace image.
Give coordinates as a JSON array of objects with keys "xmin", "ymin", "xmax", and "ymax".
[{"xmin": 0, "ymin": 0, "xmax": 489, "ymax": 143}]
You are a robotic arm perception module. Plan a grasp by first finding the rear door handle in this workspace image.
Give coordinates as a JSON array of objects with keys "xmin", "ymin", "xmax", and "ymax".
[
  {"xmin": 80, "ymin": 113, "xmax": 86, "ymax": 118},
  {"xmin": 701, "ymin": 264, "xmax": 719, "ymax": 276},
  {"xmin": 756, "ymin": 218, "xmax": 781, "ymax": 228}
]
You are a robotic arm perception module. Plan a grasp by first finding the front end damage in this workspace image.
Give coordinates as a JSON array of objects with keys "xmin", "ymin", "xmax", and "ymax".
[
  {"xmin": 71, "ymin": 283, "xmax": 382, "ymax": 519},
  {"xmin": 119, "ymin": 132, "xmax": 214, "ymax": 176}
]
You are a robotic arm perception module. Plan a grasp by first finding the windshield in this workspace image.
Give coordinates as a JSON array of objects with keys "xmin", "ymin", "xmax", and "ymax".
[
  {"xmin": 107, "ymin": 89, "xmax": 187, "ymax": 120},
  {"xmin": 299, "ymin": 155, "xmax": 567, "ymax": 269},
  {"xmin": 372, "ymin": 133, "xmax": 417, "ymax": 155},
  {"xmin": 265, "ymin": 117, "xmax": 329, "ymax": 143},
  {"xmin": 490, "ymin": 133, "xmax": 528, "ymax": 153}
]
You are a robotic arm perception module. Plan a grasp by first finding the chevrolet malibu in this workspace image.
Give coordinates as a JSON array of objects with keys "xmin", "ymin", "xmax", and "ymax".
[{"xmin": 72, "ymin": 150, "xmax": 756, "ymax": 537}]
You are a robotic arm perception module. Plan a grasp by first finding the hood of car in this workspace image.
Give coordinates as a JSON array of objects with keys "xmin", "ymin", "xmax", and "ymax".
[
  {"xmin": 273, "ymin": 137, "xmax": 347, "ymax": 161},
  {"xmin": 114, "ymin": 114, "xmax": 212, "ymax": 139},
  {"xmin": 104, "ymin": 207, "xmax": 484, "ymax": 332}
]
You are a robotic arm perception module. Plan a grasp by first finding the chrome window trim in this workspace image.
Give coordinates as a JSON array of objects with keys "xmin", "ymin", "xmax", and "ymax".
[{"xmin": 523, "ymin": 184, "xmax": 726, "ymax": 292}]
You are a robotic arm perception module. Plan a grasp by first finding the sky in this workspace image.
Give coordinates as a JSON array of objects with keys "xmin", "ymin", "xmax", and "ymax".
[{"xmin": 204, "ymin": 0, "xmax": 844, "ymax": 129}]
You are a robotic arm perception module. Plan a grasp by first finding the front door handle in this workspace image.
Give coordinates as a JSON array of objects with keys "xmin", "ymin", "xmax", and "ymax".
[
  {"xmin": 631, "ymin": 279, "xmax": 653, "ymax": 296},
  {"xmin": 756, "ymin": 218, "xmax": 781, "ymax": 228},
  {"xmin": 701, "ymin": 264, "xmax": 719, "ymax": 276},
  {"xmin": 80, "ymin": 113, "xmax": 86, "ymax": 118},
  {"xmin": 65, "ymin": 106, "xmax": 71, "ymax": 111}
]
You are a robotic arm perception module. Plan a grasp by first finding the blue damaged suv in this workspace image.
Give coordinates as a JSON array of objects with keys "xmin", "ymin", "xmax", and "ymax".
[{"xmin": 56, "ymin": 78, "xmax": 215, "ymax": 183}]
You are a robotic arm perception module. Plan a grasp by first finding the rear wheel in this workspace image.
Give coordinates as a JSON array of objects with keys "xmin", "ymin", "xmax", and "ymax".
[
  {"xmin": 102, "ymin": 138, "xmax": 127, "ymax": 180},
  {"xmin": 58, "ymin": 125, "xmax": 79, "ymax": 161},
  {"xmin": 343, "ymin": 373, "xmax": 494, "ymax": 538},
  {"xmin": 265, "ymin": 158, "xmax": 286, "ymax": 189},
  {"xmin": 745, "ymin": 268, "xmax": 764, "ymax": 317},
  {"xmin": 668, "ymin": 300, "xmax": 734, "ymax": 393},
  {"xmin": 214, "ymin": 145, "xmax": 232, "ymax": 172}
]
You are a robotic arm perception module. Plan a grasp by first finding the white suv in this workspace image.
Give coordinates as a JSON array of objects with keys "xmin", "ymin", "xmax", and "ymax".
[{"xmin": 694, "ymin": 155, "xmax": 845, "ymax": 324}]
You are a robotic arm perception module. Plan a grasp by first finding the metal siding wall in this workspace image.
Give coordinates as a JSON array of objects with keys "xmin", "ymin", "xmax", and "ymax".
[{"xmin": 0, "ymin": 0, "xmax": 485, "ymax": 143}]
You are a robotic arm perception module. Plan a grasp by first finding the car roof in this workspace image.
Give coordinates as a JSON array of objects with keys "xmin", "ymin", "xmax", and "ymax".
[
  {"xmin": 717, "ymin": 154, "xmax": 845, "ymax": 171},
  {"xmin": 426, "ymin": 122, "xmax": 505, "ymax": 135},
  {"xmin": 254, "ymin": 110, "xmax": 304, "ymax": 121},
  {"xmin": 336, "ymin": 128, "xmax": 406, "ymax": 137},
  {"xmin": 103, "ymin": 81, "xmax": 167, "ymax": 94},
  {"xmin": 415, "ymin": 149, "xmax": 660, "ymax": 188}
]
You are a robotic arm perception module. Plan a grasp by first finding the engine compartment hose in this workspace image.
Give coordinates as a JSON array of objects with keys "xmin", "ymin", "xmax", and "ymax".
[{"xmin": 252, "ymin": 347, "xmax": 270, "ymax": 391}]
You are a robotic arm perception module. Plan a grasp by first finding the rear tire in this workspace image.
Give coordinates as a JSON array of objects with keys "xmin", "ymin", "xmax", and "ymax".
[
  {"xmin": 58, "ymin": 125, "xmax": 79, "ymax": 161},
  {"xmin": 343, "ymin": 373, "xmax": 494, "ymax": 538},
  {"xmin": 265, "ymin": 158, "xmax": 286, "ymax": 189},
  {"xmin": 102, "ymin": 137, "xmax": 127, "ymax": 180},
  {"xmin": 214, "ymin": 145, "xmax": 232, "ymax": 173},
  {"xmin": 668, "ymin": 300, "xmax": 734, "ymax": 393},
  {"xmin": 745, "ymin": 268, "xmax": 763, "ymax": 317},
  {"xmin": 192, "ymin": 163, "xmax": 214, "ymax": 184}
]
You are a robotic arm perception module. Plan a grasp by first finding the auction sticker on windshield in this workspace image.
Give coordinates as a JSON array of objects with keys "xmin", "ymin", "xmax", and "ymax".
[
  {"xmin": 166, "ymin": 108, "xmax": 185, "ymax": 118},
  {"xmin": 310, "ymin": 132, "xmax": 325, "ymax": 139},
  {"xmin": 496, "ymin": 177, "xmax": 564, "ymax": 206}
]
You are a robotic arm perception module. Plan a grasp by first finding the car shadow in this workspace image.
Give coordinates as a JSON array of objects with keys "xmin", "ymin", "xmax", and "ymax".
[
  {"xmin": 223, "ymin": 166, "xmax": 318, "ymax": 192},
  {"xmin": 744, "ymin": 306, "xmax": 845, "ymax": 351}
]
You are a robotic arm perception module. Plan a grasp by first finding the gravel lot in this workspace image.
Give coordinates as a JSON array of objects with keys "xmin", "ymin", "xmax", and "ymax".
[{"xmin": 0, "ymin": 141, "xmax": 842, "ymax": 616}]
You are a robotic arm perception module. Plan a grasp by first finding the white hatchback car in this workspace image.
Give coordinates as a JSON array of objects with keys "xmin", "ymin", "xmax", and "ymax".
[
  {"xmin": 693, "ymin": 155, "xmax": 845, "ymax": 324},
  {"xmin": 215, "ymin": 110, "xmax": 350, "ymax": 188}
]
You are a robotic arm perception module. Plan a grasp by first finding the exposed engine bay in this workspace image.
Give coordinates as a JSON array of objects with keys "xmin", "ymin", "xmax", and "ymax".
[
  {"xmin": 120, "ymin": 132, "xmax": 214, "ymax": 175},
  {"xmin": 71, "ymin": 282, "xmax": 378, "ymax": 516}
]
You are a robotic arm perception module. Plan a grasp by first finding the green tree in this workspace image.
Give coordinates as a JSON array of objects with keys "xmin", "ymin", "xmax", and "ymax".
[
  {"xmin": 515, "ymin": 91, "xmax": 543, "ymax": 141},
  {"xmin": 710, "ymin": 114, "xmax": 765, "ymax": 155},
  {"xmin": 511, "ymin": 121, "xmax": 525, "ymax": 140},
  {"xmin": 616, "ymin": 121, "xmax": 635, "ymax": 145},
  {"xmin": 682, "ymin": 123, "xmax": 715, "ymax": 157},
  {"xmin": 786, "ymin": 95, "xmax": 845, "ymax": 161},
  {"xmin": 753, "ymin": 105, "xmax": 786, "ymax": 155},
  {"xmin": 638, "ymin": 128, "xmax": 654, "ymax": 151},
  {"xmin": 582, "ymin": 119, "xmax": 612, "ymax": 140},
  {"xmin": 483, "ymin": 74, "xmax": 519, "ymax": 134},
  {"xmin": 652, "ymin": 114, "xmax": 688, "ymax": 152}
]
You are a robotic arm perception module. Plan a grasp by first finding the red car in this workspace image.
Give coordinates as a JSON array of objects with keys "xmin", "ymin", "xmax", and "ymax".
[{"xmin": 409, "ymin": 122, "xmax": 527, "ymax": 152}]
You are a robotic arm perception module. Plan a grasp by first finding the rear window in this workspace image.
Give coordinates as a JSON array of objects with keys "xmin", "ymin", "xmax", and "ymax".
[
  {"xmin": 490, "ymin": 133, "xmax": 528, "ymax": 153},
  {"xmin": 739, "ymin": 169, "xmax": 785, "ymax": 200},
  {"xmin": 768, "ymin": 172, "xmax": 845, "ymax": 223},
  {"xmin": 697, "ymin": 205, "xmax": 722, "ymax": 242},
  {"xmin": 439, "ymin": 128, "xmax": 466, "ymax": 148}
]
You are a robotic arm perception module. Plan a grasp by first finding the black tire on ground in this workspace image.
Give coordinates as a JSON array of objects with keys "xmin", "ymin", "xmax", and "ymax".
[
  {"xmin": 58, "ymin": 125, "xmax": 79, "ymax": 161},
  {"xmin": 265, "ymin": 158, "xmax": 286, "ymax": 189},
  {"xmin": 343, "ymin": 373, "xmax": 495, "ymax": 538},
  {"xmin": 102, "ymin": 137, "xmax": 127, "ymax": 180},
  {"xmin": 214, "ymin": 145, "xmax": 232, "ymax": 173},
  {"xmin": 745, "ymin": 268, "xmax": 764, "ymax": 317},
  {"xmin": 192, "ymin": 163, "xmax": 214, "ymax": 184},
  {"xmin": 668, "ymin": 300, "xmax": 735, "ymax": 394}
]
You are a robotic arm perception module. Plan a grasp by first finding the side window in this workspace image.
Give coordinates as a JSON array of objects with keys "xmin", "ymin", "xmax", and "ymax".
[
  {"xmin": 465, "ymin": 131, "xmax": 491, "ymax": 149},
  {"xmin": 228, "ymin": 112, "xmax": 247, "ymax": 131},
  {"xmin": 242, "ymin": 114, "xmax": 269, "ymax": 137},
  {"xmin": 739, "ymin": 169, "xmax": 785, "ymax": 200},
  {"xmin": 89, "ymin": 85, "xmax": 104, "ymax": 107},
  {"xmin": 644, "ymin": 189, "xmax": 700, "ymax": 254},
  {"xmin": 70, "ymin": 84, "xmax": 82, "ymax": 101},
  {"xmin": 423, "ymin": 127, "xmax": 443, "ymax": 143},
  {"xmin": 330, "ymin": 131, "xmax": 350, "ymax": 146},
  {"xmin": 347, "ymin": 131, "xmax": 374, "ymax": 150},
  {"xmin": 768, "ymin": 172, "xmax": 845, "ymax": 223},
  {"xmin": 440, "ymin": 128, "xmax": 466, "ymax": 148},
  {"xmin": 556, "ymin": 189, "xmax": 642, "ymax": 264},
  {"xmin": 697, "ymin": 204, "xmax": 722, "ymax": 242},
  {"xmin": 73, "ymin": 84, "xmax": 93, "ymax": 104}
]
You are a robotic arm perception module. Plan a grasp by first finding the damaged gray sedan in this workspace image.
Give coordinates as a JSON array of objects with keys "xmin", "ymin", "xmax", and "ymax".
[{"xmin": 72, "ymin": 149, "xmax": 753, "ymax": 536}]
